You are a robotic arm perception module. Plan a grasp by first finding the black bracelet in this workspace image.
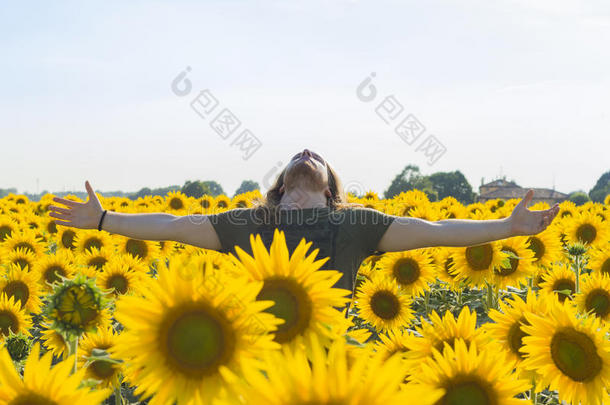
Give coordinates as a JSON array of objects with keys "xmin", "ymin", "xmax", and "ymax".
[{"xmin": 98, "ymin": 210, "xmax": 108, "ymax": 231}]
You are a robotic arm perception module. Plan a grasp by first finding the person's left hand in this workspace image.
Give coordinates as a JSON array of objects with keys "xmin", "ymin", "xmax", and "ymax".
[{"xmin": 508, "ymin": 189, "xmax": 560, "ymax": 236}]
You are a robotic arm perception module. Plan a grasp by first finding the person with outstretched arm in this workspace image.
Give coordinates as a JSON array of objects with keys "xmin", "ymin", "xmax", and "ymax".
[{"xmin": 48, "ymin": 148, "xmax": 560, "ymax": 297}]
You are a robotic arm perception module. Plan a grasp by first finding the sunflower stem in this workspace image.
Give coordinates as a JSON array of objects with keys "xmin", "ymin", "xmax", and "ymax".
[
  {"xmin": 68, "ymin": 335, "xmax": 79, "ymax": 374},
  {"xmin": 114, "ymin": 387, "xmax": 123, "ymax": 405},
  {"xmin": 424, "ymin": 290, "xmax": 430, "ymax": 315},
  {"xmin": 530, "ymin": 377, "xmax": 537, "ymax": 404},
  {"xmin": 574, "ymin": 255, "xmax": 581, "ymax": 294}
]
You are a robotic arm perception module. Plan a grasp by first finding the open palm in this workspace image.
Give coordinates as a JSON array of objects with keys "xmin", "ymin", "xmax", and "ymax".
[
  {"xmin": 48, "ymin": 180, "xmax": 104, "ymax": 229},
  {"xmin": 509, "ymin": 189, "xmax": 560, "ymax": 236}
]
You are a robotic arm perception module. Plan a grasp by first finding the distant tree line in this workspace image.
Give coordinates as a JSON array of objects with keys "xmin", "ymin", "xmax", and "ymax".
[{"xmin": 2, "ymin": 170, "xmax": 608, "ymax": 204}]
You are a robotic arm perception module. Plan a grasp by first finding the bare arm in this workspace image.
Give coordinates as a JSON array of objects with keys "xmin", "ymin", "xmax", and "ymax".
[
  {"xmin": 377, "ymin": 189, "xmax": 560, "ymax": 252},
  {"xmin": 48, "ymin": 180, "xmax": 222, "ymax": 250}
]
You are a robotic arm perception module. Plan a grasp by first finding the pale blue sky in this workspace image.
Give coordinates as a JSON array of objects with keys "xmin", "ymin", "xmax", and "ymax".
[{"xmin": 2, "ymin": 0, "xmax": 609, "ymax": 197}]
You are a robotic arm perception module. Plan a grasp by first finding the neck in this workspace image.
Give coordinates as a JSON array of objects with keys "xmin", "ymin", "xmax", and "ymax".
[{"xmin": 278, "ymin": 187, "xmax": 328, "ymax": 209}]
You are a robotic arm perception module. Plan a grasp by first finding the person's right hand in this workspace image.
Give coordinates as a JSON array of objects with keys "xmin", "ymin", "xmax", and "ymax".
[{"xmin": 48, "ymin": 180, "xmax": 104, "ymax": 229}]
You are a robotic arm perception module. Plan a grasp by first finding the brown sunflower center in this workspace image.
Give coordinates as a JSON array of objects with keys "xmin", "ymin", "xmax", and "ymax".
[
  {"xmin": 3, "ymin": 281, "xmax": 29, "ymax": 308},
  {"xmin": 84, "ymin": 237, "xmax": 103, "ymax": 252},
  {"xmin": 14, "ymin": 258, "xmax": 31, "ymax": 271},
  {"xmin": 14, "ymin": 242, "xmax": 35, "ymax": 255},
  {"xmin": 201, "ymin": 199, "xmax": 210, "ymax": 209},
  {"xmin": 169, "ymin": 197, "xmax": 184, "ymax": 210},
  {"xmin": 0, "ymin": 225, "xmax": 13, "ymax": 242},
  {"xmin": 9, "ymin": 393, "xmax": 58, "ymax": 405},
  {"xmin": 217, "ymin": 200, "xmax": 228, "ymax": 209},
  {"xmin": 441, "ymin": 375, "xmax": 497, "ymax": 405},
  {"xmin": 90, "ymin": 359, "xmax": 117, "ymax": 379},
  {"xmin": 494, "ymin": 247, "xmax": 519, "ymax": 277},
  {"xmin": 44, "ymin": 266, "xmax": 66, "ymax": 285},
  {"xmin": 552, "ymin": 279, "xmax": 575, "ymax": 302},
  {"xmin": 550, "ymin": 328, "xmax": 603, "ymax": 382},
  {"xmin": 88, "ymin": 257, "xmax": 108, "ymax": 270},
  {"xmin": 465, "ymin": 244, "xmax": 493, "ymax": 271},
  {"xmin": 392, "ymin": 258, "xmax": 420, "ymax": 285},
  {"xmin": 107, "ymin": 274, "xmax": 129, "ymax": 295},
  {"xmin": 125, "ymin": 239, "xmax": 148, "ymax": 260},
  {"xmin": 161, "ymin": 303, "xmax": 235, "ymax": 378},
  {"xmin": 585, "ymin": 288, "xmax": 610, "ymax": 319},
  {"xmin": 601, "ymin": 259, "xmax": 610, "ymax": 276},
  {"xmin": 370, "ymin": 290, "xmax": 400, "ymax": 320},
  {"xmin": 0, "ymin": 310, "xmax": 19, "ymax": 336},
  {"xmin": 61, "ymin": 230, "xmax": 76, "ymax": 249},
  {"xmin": 527, "ymin": 237, "xmax": 545, "ymax": 261},
  {"xmin": 257, "ymin": 277, "xmax": 313, "ymax": 343},
  {"xmin": 433, "ymin": 337, "xmax": 471, "ymax": 355},
  {"xmin": 444, "ymin": 257, "xmax": 456, "ymax": 278},
  {"xmin": 576, "ymin": 224, "xmax": 597, "ymax": 244},
  {"xmin": 403, "ymin": 205, "xmax": 416, "ymax": 216},
  {"xmin": 507, "ymin": 317, "xmax": 530, "ymax": 360}
]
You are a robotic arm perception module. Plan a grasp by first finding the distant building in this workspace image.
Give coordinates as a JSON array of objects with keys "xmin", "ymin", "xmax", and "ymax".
[{"xmin": 478, "ymin": 179, "xmax": 568, "ymax": 205}]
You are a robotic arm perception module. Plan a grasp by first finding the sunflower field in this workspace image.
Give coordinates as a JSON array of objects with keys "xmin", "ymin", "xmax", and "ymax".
[{"xmin": 0, "ymin": 189, "xmax": 609, "ymax": 404}]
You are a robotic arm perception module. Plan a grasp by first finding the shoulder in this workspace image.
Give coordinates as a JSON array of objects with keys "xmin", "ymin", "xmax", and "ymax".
[{"xmin": 330, "ymin": 207, "xmax": 395, "ymax": 226}]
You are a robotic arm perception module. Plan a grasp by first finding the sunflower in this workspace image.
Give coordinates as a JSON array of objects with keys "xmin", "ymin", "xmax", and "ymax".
[
  {"xmin": 0, "ymin": 293, "xmax": 32, "ymax": 341},
  {"xmin": 521, "ymin": 299, "xmax": 610, "ymax": 405},
  {"xmin": 450, "ymin": 242, "xmax": 508, "ymax": 288},
  {"xmin": 110, "ymin": 261, "xmax": 281, "ymax": 405},
  {"xmin": 0, "ymin": 263, "xmax": 43, "ymax": 314},
  {"xmin": 355, "ymin": 260, "xmax": 377, "ymax": 283},
  {"xmin": 55, "ymin": 225, "xmax": 79, "ymax": 250},
  {"xmin": 539, "ymin": 264, "xmax": 577, "ymax": 303},
  {"xmin": 40, "ymin": 215, "xmax": 59, "ymax": 236},
  {"xmin": 411, "ymin": 338, "xmax": 531, "ymax": 405},
  {"xmin": 483, "ymin": 289, "xmax": 552, "ymax": 388},
  {"xmin": 235, "ymin": 333, "xmax": 434, "ymax": 405},
  {"xmin": 43, "ymin": 273, "xmax": 111, "ymax": 337},
  {"xmin": 77, "ymin": 246, "xmax": 113, "ymax": 271},
  {"xmin": 112, "ymin": 234, "xmax": 161, "ymax": 265},
  {"xmin": 354, "ymin": 273, "xmax": 414, "ymax": 333},
  {"xmin": 0, "ymin": 343, "xmax": 111, "ymax": 404},
  {"xmin": 374, "ymin": 328, "xmax": 416, "ymax": 362},
  {"xmin": 434, "ymin": 247, "xmax": 466, "ymax": 289},
  {"xmin": 214, "ymin": 194, "xmax": 232, "ymax": 211},
  {"xmin": 232, "ymin": 194, "xmax": 254, "ymax": 209},
  {"xmin": 158, "ymin": 239, "xmax": 178, "ymax": 257},
  {"xmin": 377, "ymin": 249, "xmax": 436, "ymax": 298},
  {"xmin": 0, "ymin": 216, "xmax": 19, "ymax": 242},
  {"xmin": 589, "ymin": 246, "xmax": 610, "ymax": 276},
  {"xmin": 0, "ymin": 228, "xmax": 45, "ymax": 257},
  {"xmin": 233, "ymin": 229, "xmax": 351, "ymax": 348},
  {"xmin": 198, "ymin": 194, "xmax": 215, "ymax": 211},
  {"xmin": 3, "ymin": 247, "xmax": 37, "ymax": 272},
  {"xmin": 492, "ymin": 236, "xmax": 536, "ymax": 290},
  {"xmin": 72, "ymin": 229, "xmax": 114, "ymax": 255},
  {"xmin": 32, "ymin": 249, "xmax": 78, "ymax": 292},
  {"xmin": 574, "ymin": 272, "xmax": 610, "ymax": 322},
  {"xmin": 40, "ymin": 323, "xmax": 69, "ymax": 359},
  {"xmin": 441, "ymin": 203, "xmax": 469, "ymax": 220},
  {"xmin": 526, "ymin": 225, "xmax": 564, "ymax": 269},
  {"xmin": 558, "ymin": 200, "xmax": 577, "ymax": 219},
  {"xmin": 402, "ymin": 306, "xmax": 490, "ymax": 373},
  {"xmin": 97, "ymin": 258, "xmax": 145, "ymax": 296},
  {"xmin": 564, "ymin": 210, "xmax": 610, "ymax": 249},
  {"xmin": 78, "ymin": 326, "xmax": 122, "ymax": 389},
  {"xmin": 164, "ymin": 190, "xmax": 189, "ymax": 212}
]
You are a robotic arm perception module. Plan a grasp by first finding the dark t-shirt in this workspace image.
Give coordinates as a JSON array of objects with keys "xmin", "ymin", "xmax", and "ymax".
[{"xmin": 208, "ymin": 206, "xmax": 396, "ymax": 298}]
